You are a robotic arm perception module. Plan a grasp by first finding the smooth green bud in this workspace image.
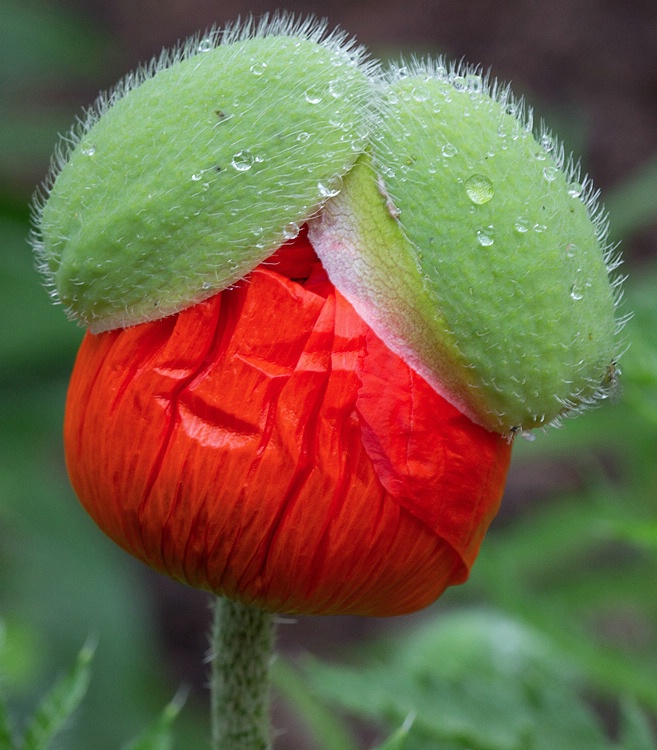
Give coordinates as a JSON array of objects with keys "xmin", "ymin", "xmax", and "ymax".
[
  {"xmin": 310, "ymin": 62, "xmax": 622, "ymax": 434},
  {"xmin": 33, "ymin": 17, "xmax": 374, "ymax": 332}
]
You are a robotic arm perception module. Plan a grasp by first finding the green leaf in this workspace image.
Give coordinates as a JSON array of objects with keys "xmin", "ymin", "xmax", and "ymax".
[
  {"xmin": 598, "ymin": 520, "xmax": 657, "ymax": 552},
  {"xmin": 373, "ymin": 714, "xmax": 415, "ymax": 750},
  {"xmin": 302, "ymin": 610, "xmax": 618, "ymax": 750},
  {"xmin": 120, "ymin": 690, "xmax": 187, "ymax": 750},
  {"xmin": 271, "ymin": 658, "xmax": 358, "ymax": 750},
  {"xmin": 618, "ymin": 698, "xmax": 657, "ymax": 750},
  {"xmin": 0, "ymin": 688, "xmax": 17, "ymax": 750},
  {"xmin": 19, "ymin": 641, "xmax": 95, "ymax": 750}
]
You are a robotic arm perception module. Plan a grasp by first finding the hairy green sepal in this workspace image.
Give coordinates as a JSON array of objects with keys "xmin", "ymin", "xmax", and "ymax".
[
  {"xmin": 39, "ymin": 34, "xmax": 370, "ymax": 331},
  {"xmin": 311, "ymin": 74, "xmax": 617, "ymax": 433}
]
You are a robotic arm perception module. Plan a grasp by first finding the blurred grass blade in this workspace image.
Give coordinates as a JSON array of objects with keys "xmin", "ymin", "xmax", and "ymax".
[
  {"xmin": 373, "ymin": 713, "xmax": 416, "ymax": 750},
  {"xmin": 271, "ymin": 658, "xmax": 358, "ymax": 750},
  {"xmin": 0, "ymin": 688, "xmax": 17, "ymax": 750},
  {"xmin": 119, "ymin": 689, "xmax": 187, "ymax": 750},
  {"xmin": 0, "ymin": 618, "xmax": 17, "ymax": 750},
  {"xmin": 618, "ymin": 698, "xmax": 657, "ymax": 750},
  {"xmin": 19, "ymin": 641, "xmax": 95, "ymax": 750},
  {"xmin": 598, "ymin": 520, "xmax": 657, "ymax": 552}
]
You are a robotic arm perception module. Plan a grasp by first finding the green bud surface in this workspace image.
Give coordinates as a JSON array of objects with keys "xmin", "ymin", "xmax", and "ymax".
[
  {"xmin": 33, "ymin": 18, "xmax": 373, "ymax": 331},
  {"xmin": 311, "ymin": 63, "xmax": 621, "ymax": 434}
]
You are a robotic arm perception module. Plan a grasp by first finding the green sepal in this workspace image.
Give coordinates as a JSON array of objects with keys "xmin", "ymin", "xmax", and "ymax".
[
  {"xmin": 34, "ymin": 20, "xmax": 373, "ymax": 331},
  {"xmin": 311, "ymin": 64, "xmax": 620, "ymax": 433}
]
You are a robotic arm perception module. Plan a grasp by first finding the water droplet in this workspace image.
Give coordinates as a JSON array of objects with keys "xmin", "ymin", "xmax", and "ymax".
[
  {"xmin": 568, "ymin": 182, "xmax": 583, "ymax": 198},
  {"xmin": 191, "ymin": 172, "xmax": 203, "ymax": 181},
  {"xmin": 465, "ymin": 174, "xmax": 494, "ymax": 205},
  {"xmin": 231, "ymin": 149, "xmax": 255, "ymax": 171},
  {"xmin": 565, "ymin": 243, "xmax": 577, "ymax": 259},
  {"xmin": 543, "ymin": 166, "xmax": 558, "ymax": 182},
  {"xmin": 317, "ymin": 175, "xmax": 342, "ymax": 198},
  {"xmin": 197, "ymin": 38, "xmax": 213, "ymax": 53},
  {"xmin": 412, "ymin": 84, "xmax": 430, "ymax": 102},
  {"xmin": 282, "ymin": 222, "xmax": 300, "ymax": 240},
  {"xmin": 476, "ymin": 225, "xmax": 495, "ymax": 247},
  {"xmin": 570, "ymin": 282, "xmax": 584, "ymax": 301},
  {"xmin": 80, "ymin": 144, "xmax": 96, "ymax": 156},
  {"xmin": 441, "ymin": 143, "xmax": 457, "ymax": 158},
  {"xmin": 328, "ymin": 78, "xmax": 344, "ymax": 98},
  {"xmin": 465, "ymin": 73, "xmax": 483, "ymax": 93},
  {"xmin": 514, "ymin": 216, "xmax": 530, "ymax": 233},
  {"xmin": 540, "ymin": 134, "xmax": 554, "ymax": 152},
  {"xmin": 250, "ymin": 62, "xmax": 267, "ymax": 76},
  {"xmin": 304, "ymin": 89, "xmax": 323, "ymax": 105},
  {"xmin": 452, "ymin": 75, "xmax": 468, "ymax": 92},
  {"xmin": 533, "ymin": 223, "xmax": 547, "ymax": 233},
  {"xmin": 296, "ymin": 131, "xmax": 310, "ymax": 142}
]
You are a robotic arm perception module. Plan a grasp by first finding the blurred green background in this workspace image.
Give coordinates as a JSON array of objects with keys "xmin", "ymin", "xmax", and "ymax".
[{"xmin": 1, "ymin": 0, "xmax": 656, "ymax": 747}]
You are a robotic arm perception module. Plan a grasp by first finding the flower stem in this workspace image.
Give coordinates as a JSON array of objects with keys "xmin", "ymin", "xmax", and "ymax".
[{"xmin": 210, "ymin": 597, "xmax": 275, "ymax": 750}]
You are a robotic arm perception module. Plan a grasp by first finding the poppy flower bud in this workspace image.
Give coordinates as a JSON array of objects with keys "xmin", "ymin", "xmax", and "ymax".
[
  {"xmin": 32, "ymin": 18, "xmax": 621, "ymax": 616},
  {"xmin": 311, "ymin": 62, "xmax": 623, "ymax": 434}
]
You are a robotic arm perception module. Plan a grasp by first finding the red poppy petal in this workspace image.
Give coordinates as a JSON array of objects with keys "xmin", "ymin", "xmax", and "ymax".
[
  {"xmin": 356, "ymin": 326, "xmax": 512, "ymax": 569},
  {"xmin": 260, "ymin": 225, "xmax": 318, "ymax": 281},
  {"xmin": 65, "ymin": 259, "xmax": 511, "ymax": 616}
]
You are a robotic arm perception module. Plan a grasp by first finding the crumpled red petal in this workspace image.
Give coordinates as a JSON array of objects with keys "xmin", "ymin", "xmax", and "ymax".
[{"xmin": 64, "ymin": 235, "xmax": 511, "ymax": 616}]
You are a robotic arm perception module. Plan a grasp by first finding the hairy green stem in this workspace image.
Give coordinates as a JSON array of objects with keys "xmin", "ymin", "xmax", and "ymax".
[{"xmin": 210, "ymin": 597, "xmax": 275, "ymax": 750}]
